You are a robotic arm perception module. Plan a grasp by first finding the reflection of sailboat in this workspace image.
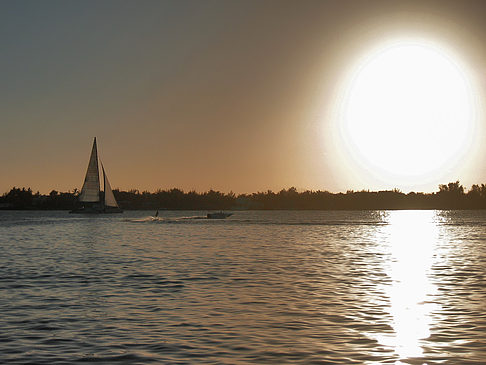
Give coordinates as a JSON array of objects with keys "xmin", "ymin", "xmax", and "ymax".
[{"xmin": 70, "ymin": 137, "xmax": 123, "ymax": 214}]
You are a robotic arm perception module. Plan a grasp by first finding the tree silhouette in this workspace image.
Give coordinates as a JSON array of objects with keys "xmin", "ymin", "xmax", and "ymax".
[{"xmin": 2, "ymin": 181, "xmax": 486, "ymax": 210}]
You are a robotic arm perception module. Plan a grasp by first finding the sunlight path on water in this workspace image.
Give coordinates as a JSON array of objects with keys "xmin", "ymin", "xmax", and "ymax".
[{"xmin": 378, "ymin": 211, "xmax": 441, "ymax": 361}]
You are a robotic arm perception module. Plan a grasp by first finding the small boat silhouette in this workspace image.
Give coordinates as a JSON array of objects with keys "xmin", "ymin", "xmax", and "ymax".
[{"xmin": 207, "ymin": 211, "xmax": 233, "ymax": 219}]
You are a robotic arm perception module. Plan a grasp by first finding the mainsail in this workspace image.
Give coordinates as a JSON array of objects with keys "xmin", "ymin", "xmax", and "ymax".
[
  {"xmin": 102, "ymin": 163, "xmax": 119, "ymax": 208},
  {"xmin": 79, "ymin": 137, "xmax": 100, "ymax": 202}
]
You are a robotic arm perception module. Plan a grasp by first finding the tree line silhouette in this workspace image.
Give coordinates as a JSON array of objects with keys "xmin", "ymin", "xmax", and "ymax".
[{"xmin": 1, "ymin": 181, "xmax": 486, "ymax": 210}]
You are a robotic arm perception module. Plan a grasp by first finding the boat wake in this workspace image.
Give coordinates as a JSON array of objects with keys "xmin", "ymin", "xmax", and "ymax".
[{"xmin": 129, "ymin": 215, "xmax": 207, "ymax": 223}]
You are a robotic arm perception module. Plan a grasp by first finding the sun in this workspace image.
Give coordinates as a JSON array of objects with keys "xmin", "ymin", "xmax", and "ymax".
[{"xmin": 333, "ymin": 38, "xmax": 480, "ymax": 190}]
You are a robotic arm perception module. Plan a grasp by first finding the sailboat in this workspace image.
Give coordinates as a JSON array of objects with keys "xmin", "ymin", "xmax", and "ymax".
[{"xmin": 70, "ymin": 137, "xmax": 123, "ymax": 214}]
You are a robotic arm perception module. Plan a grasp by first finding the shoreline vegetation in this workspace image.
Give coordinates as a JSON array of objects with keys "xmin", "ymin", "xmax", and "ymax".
[{"xmin": 2, "ymin": 181, "xmax": 486, "ymax": 211}]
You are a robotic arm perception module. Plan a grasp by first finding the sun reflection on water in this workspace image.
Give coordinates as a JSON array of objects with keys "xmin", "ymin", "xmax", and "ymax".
[{"xmin": 380, "ymin": 210, "xmax": 441, "ymax": 361}]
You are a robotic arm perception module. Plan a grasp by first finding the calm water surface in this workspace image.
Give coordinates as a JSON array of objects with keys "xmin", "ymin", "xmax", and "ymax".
[{"xmin": 1, "ymin": 210, "xmax": 485, "ymax": 364}]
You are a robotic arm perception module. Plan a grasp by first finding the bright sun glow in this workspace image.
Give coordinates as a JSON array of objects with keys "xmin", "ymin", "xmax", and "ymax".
[{"xmin": 335, "ymin": 39, "xmax": 480, "ymax": 190}]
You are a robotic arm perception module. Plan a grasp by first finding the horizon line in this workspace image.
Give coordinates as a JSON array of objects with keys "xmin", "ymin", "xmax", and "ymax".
[{"xmin": 1, "ymin": 180, "xmax": 478, "ymax": 196}]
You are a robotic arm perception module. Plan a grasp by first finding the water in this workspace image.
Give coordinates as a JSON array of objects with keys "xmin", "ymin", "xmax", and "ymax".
[{"xmin": 1, "ymin": 210, "xmax": 485, "ymax": 364}]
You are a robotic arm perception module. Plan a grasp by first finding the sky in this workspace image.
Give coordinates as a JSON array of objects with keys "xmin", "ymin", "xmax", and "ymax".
[{"xmin": 2, "ymin": 0, "xmax": 486, "ymax": 194}]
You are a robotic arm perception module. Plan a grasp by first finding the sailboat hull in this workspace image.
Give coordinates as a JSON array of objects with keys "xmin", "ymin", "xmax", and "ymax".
[
  {"xmin": 103, "ymin": 206, "xmax": 123, "ymax": 213},
  {"xmin": 69, "ymin": 203, "xmax": 123, "ymax": 214}
]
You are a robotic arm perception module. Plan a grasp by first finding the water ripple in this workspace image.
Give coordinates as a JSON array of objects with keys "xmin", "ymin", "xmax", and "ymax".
[{"xmin": 0, "ymin": 210, "xmax": 486, "ymax": 363}]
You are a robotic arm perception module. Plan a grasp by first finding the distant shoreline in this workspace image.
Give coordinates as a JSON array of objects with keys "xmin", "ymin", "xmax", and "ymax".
[
  {"xmin": 2, "ymin": 181, "xmax": 486, "ymax": 211},
  {"xmin": 2, "ymin": 208, "xmax": 486, "ymax": 212}
]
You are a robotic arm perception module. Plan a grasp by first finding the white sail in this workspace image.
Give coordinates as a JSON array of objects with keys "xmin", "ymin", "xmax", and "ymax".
[
  {"xmin": 102, "ymin": 163, "xmax": 119, "ymax": 208},
  {"xmin": 79, "ymin": 138, "xmax": 100, "ymax": 202}
]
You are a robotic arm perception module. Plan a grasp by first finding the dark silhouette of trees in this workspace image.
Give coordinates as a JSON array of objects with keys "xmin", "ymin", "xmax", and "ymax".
[
  {"xmin": 1, "ymin": 187, "xmax": 34, "ymax": 209},
  {"xmin": 0, "ymin": 187, "xmax": 76, "ymax": 210},
  {"xmin": 437, "ymin": 181, "xmax": 467, "ymax": 209},
  {"xmin": 2, "ymin": 181, "xmax": 486, "ymax": 210},
  {"xmin": 438, "ymin": 181, "xmax": 465, "ymax": 195}
]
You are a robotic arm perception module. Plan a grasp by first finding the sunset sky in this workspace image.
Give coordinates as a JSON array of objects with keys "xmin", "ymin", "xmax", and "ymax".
[{"xmin": 2, "ymin": 0, "xmax": 486, "ymax": 194}]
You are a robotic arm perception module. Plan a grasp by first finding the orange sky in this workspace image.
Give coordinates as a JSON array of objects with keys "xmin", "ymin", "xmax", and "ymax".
[{"xmin": 2, "ymin": 1, "xmax": 486, "ymax": 194}]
